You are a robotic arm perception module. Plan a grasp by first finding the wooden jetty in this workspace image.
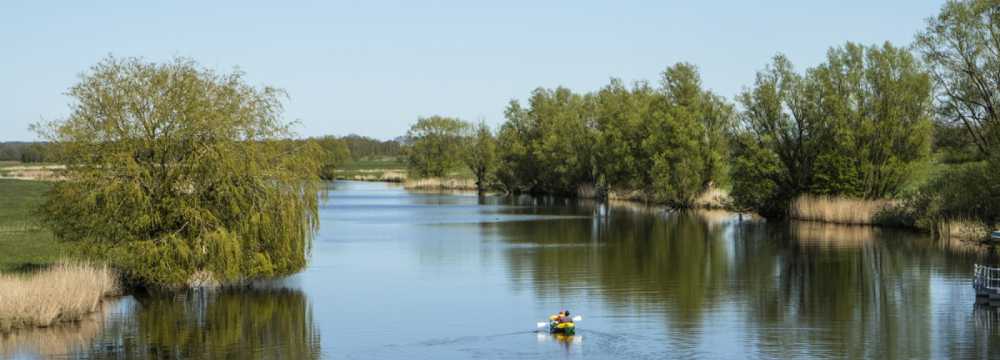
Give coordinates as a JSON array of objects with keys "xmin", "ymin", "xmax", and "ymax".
[{"xmin": 975, "ymin": 264, "xmax": 1000, "ymax": 303}]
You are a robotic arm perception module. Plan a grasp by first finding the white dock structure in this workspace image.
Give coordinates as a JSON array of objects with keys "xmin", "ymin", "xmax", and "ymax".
[{"xmin": 974, "ymin": 264, "xmax": 1000, "ymax": 303}]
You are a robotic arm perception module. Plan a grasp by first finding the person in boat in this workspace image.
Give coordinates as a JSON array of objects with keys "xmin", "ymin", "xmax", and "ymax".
[{"xmin": 557, "ymin": 310, "xmax": 572, "ymax": 323}]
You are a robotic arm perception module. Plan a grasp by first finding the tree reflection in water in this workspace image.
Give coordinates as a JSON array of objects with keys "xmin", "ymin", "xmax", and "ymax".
[
  {"xmin": 491, "ymin": 200, "xmax": 1000, "ymax": 359},
  {"xmin": 81, "ymin": 285, "xmax": 321, "ymax": 359}
]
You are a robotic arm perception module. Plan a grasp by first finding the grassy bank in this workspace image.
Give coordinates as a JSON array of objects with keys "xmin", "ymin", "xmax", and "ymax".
[
  {"xmin": 0, "ymin": 179, "xmax": 66, "ymax": 272},
  {"xmin": 0, "ymin": 262, "xmax": 119, "ymax": 333}
]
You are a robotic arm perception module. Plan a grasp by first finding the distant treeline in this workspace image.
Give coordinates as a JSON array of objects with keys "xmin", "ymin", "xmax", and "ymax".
[
  {"xmin": 396, "ymin": 0, "xmax": 1000, "ymax": 231},
  {"xmin": 0, "ymin": 142, "xmax": 49, "ymax": 163}
]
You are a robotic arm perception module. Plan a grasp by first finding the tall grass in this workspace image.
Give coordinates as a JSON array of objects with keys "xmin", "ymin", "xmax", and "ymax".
[
  {"xmin": 0, "ymin": 262, "xmax": 119, "ymax": 333},
  {"xmin": 790, "ymin": 195, "xmax": 894, "ymax": 225}
]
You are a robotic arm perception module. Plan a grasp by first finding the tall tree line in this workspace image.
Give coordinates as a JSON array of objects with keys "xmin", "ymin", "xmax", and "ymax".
[{"xmin": 403, "ymin": 0, "xmax": 1000, "ymax": 220}]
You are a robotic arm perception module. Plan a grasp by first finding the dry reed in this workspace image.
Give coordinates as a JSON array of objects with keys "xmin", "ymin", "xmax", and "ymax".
[
  {"xmin": 403, "ymin": 177, "xmax": 478, "ymax": 191},
  {"xmin": 0, "ymin": 262, "xmax": 119, "ymax": 333},
  {"xmin": 789, "ymin": 195, "xmax": 894, "ymax": 225}
]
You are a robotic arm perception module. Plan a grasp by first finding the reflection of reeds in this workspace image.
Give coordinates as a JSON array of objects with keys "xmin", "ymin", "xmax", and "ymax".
[
  {"xmin": 403, "ymin": 177, "xmax": 477, "ymax": 190},
  {"xmin": 934, "ymin": 218, "xmax": 991, "ymax": 241},
  {"xmin": 0, "ymin": 262, "xmax": 119, "ymax": 333},
  {"xmin": 0, "ymin": 307, "xmax": 105, "ymax": 358},
  {"xmin": 791, "ymin": 221, "xmax": 877, "ymax": 249},
  {"xmin": 790, "ymin": 195, "xmax": 893, "ymax": 225}
]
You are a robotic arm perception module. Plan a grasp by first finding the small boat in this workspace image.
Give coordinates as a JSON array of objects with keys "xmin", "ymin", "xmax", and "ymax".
[
  {"xmin": 547, "ymin": 313, "xmax": 576, "ymax": 335},
  {"xmin": 549, "ymin": 320, "xmax": 576, "ymax": 335}
]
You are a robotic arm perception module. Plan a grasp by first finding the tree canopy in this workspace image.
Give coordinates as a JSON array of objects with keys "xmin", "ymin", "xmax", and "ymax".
[
  {"xmin": 916, "ymin": 0, "xmax": 1000, "ymax": 156},
  {"xmin": 731, "ymin": 43, "xmax": 933, "ymax": 216},
  {"xmin": 403, "ymin": 116, "xmax": 469, "ymax": 178},
  {"xmin": 36, "ymin": 56, "xmax": 323, "ymax": 288}
]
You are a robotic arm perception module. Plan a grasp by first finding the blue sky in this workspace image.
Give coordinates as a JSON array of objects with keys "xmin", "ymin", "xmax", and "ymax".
[{"xmin": 1, "ymin": 0, "xmax": 945, "ymax": 141}]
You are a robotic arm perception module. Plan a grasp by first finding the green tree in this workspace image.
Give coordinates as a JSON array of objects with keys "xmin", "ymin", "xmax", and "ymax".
[
  {"xmin": 34, "ymin": 56, "xmax": 323, "ymax": 288},
  {"xmin": 463, "ymin": 121, "xmax": 497, "ymax": 193},
  {"xmin": 592, "ymin": 79, "xmax": 657, "ymax": 193},
  {"xmin": 915, "ymin": 0, "xmax": 1000, "ymax": 156},
  {"xmin": 647, "ymin": 63, "xmax": 733, "ymax": 205},
  {"xmin": 811, "ymin": 42, "xmax": 933, "ymax": 198},
  {"xmin": 403, "ymin": 116, "xmax": 469, "ymax": 177},
  {"xmin": 313, "ymin": 136, "xmax": 352, "ymax": 180},
  {"xmin": 731, "ymin": 43, "xmax": 933, "ymax": 217},
  {"xmin": 496, "ymin": 88, "xmax": 594, "ymax": 194}
]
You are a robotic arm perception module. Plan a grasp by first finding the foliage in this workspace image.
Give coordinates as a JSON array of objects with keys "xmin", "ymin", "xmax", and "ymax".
[
  {"xmin": 495, "ymin": 64, "xmax": 732, "ymax": 205},
  {"xmin": 908, "ymin": 157, "xmax": 1000, "ymax": 230},
  {"xmin": 915, "ymin": 0, "xmax": 1000, "ymax": 156},
  {"xmin": 0, "ymin": 142, "xmax": 49, "ymax": 163},
  {"xmin": 337, "ymin": 134, "xmax": 402, "ymax": 160},
  {"xmin": 731, "ymin": 43, "xmax": 934, "ymax": 217},
  {"xmin": 403, "ymin": 116, "xmax": 470, "ymax": 178},
  {"xmin": 311, "ymin": 136, "xmax": 352, "ymax": 180},
  {"xmin": 463, "ymin": 122, "xmax": 497, "ymax": 192},
  {"xmin": 497, "ymin": 88, "xmax": 594, "ymax": 195},
  {"xmin": 34, "ymin": 56, "xmax": 322, "ymax": 288}
]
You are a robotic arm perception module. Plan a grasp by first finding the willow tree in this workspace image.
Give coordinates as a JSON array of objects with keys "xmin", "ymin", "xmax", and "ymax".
[{"xmin": 35, "ymin": 56, "xmax": 323, "ymax": 288}]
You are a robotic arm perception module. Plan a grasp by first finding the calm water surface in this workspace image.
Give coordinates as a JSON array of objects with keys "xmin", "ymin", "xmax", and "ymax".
[{"xmin": 6, "ymin": 180, "xmax": 1000, "ymax": 359}]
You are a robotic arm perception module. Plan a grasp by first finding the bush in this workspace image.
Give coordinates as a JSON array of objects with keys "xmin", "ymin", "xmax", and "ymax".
[{"xmin": 907, "ymin": 159, "xmax": 1000, "ymax": 234}]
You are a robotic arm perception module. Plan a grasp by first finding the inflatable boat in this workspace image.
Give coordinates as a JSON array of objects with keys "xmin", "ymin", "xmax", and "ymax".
[{"xmin": 549, "ymin": 320, "xmax": 576, "ymax": 335}]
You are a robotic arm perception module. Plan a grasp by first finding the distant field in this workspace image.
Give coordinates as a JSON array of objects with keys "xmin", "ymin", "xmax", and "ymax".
[
  {"xmin": 0, "ymin": 179, "xmax": 65, "ymax": 272},
  {"xmin": 337, "ymin": 157, "xmax": 406, "ymax": 171}
]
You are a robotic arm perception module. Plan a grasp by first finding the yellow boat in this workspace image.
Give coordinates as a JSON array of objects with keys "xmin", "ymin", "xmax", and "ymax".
[{"xmin": 548, "ymin": 314, "xmax": 576, "ymax": 335}]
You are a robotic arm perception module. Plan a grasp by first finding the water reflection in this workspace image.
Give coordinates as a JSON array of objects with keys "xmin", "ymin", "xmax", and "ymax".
[
  {"xmin": 491, "ymin": 202, "xmax": 1000, "ymax": 358},
  {"xmin": 6, "ymin": 285, "xmax": 321, "ymax": 359},
  {"xmin": 11, "ymin": 181, "xmax": 1000, "ymax": 359}
]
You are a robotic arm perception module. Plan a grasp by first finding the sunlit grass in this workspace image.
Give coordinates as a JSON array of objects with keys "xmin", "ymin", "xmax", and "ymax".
[{"xmin": 0, "ymin": 179, "xmax": 66, "ymax": 272}]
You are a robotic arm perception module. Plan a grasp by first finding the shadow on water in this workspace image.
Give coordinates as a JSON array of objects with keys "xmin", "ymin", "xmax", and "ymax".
[{"xmin": 3, "ymin": 284, "xmax": 322, "ymax": 359}]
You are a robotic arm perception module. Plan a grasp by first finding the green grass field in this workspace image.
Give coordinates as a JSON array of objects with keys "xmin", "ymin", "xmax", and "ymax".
[
  {"xmin": 0, "ymin": 179, "xmax": 66, "ymax": 272},
  {"xmin": 337, "ymin": 157, "xmax": 407, "ymax": 171}
]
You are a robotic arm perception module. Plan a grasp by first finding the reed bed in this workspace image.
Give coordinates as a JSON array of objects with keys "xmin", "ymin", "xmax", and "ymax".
[
  {"xmin": 403, "ymin": 177, "xmax": 477, "ymax": 191},
  {"xmin": 0, "ymin": 262, "xmax": 119, "ymax": 333},
  {"xmin": 790, "ymin": 195, "xmax": 895, "ymax": 225}
]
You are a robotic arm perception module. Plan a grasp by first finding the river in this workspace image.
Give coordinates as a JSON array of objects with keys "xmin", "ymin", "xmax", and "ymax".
[{"xmin": 5, "ymin": 180, "xmax": 1000, "ymax": 359}]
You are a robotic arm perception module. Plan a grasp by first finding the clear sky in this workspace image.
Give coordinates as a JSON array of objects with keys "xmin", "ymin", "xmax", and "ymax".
[{"xmin": 1, "ymin": 0, "xmax": 946, "ymax": 141}]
